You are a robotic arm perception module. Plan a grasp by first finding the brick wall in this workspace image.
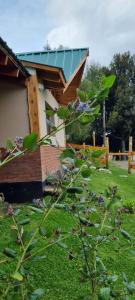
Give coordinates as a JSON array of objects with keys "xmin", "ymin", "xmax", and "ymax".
[
  {"xmin": 0, "ymin": 146, "xmax": 62, "ymax": 184},
  {"xmin": 0, "ymin": 150, "xmax": 42, "ymax": 183},
  {"xmin": 40, "ymin": 145, "xmax": 62, "ymax": 181}
]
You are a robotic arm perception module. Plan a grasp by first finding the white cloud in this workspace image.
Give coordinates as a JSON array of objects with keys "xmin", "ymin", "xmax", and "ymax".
[
  {"xmin": 47, "ymin": 0, "xmax": 135, "ymax": 65},
  {"xmin": 0, "ymin": 0, "xmax": 135, "ymax": 65}
]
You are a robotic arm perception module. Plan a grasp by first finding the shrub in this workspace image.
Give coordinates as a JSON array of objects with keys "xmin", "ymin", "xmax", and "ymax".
[{"xmin": 123, "ymin": 199, "xmax": 135, "ymax": 213}]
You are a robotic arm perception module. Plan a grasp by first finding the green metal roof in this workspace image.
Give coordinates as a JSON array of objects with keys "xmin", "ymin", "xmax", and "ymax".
[{"xmin": 17, "ymin": 48, "xmax": 89, "ymax": 81}]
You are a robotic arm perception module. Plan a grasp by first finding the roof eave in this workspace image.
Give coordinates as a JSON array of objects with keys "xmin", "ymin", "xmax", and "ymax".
[{"xmin": 0, "ymin": 37, "xmax": 29, "ymax": 78}]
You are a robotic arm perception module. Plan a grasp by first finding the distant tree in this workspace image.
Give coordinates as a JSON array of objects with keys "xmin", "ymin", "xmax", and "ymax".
[
  {"xmin": 53, "ymin": 45, "xmax": 69, "ymax": 50},
  {"xmin": 66, "ymin": 120, "xmax": 90, "ymax": 144},
  {"xmin": 80, "ymin": 64, "xmax": 111, "ymax": 145},
  {"xmin": 108, "ymin": 52, "xmax": 135, "ymax": 151}
]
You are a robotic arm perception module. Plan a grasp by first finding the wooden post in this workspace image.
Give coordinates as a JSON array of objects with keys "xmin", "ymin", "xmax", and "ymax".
[
  {"xmin": 26, "ymin": 74, "xmax": 40, "ymax": 137},
  {"xmin": 83, "ymin": 142, "xmax": 86, "ymax": 150},
  {"xmin": 103, "ymin": 100, "xmax": 106, "ymax": 146},
  {"xmin": 92, "ymin": 131, "xmax": 96, "ymax": 147},
  {"xmin": 128, "ymin": 136, "xmax": 133, "ymax": 174},
  {"xmin": 105, "ymin": 137, "xmax": 109, "ymax": 169}
]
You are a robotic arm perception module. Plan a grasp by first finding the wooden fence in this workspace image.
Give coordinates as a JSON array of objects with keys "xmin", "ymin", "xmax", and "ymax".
[
  {"xmin": 106, "ymin": 136, "xmax": 135, "ymax": 173},
  {"xmin": 67, "ymin": 136, "xmax": 135, "ymax": 173},
  {"xmin": 66, "ymin": 143, "xmax": 109, "ymax": 168}
]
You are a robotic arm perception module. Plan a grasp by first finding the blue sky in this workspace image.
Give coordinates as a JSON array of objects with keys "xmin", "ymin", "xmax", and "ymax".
[{"xmin": 0, "ymin": 0, "xmax": 135, "ymax": 65}]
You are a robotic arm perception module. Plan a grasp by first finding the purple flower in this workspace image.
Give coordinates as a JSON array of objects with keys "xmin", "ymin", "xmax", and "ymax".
[
  {"xmin": 76, "ymin": 102, "xmax": 89, "ymax": 112},
  {"xmin": 7, "ymin": 204, "xmax": 14, "ymax": 216},
  {"xmin": 32, "ymin": 198, "xmax": 44, "ymax": 208},
  {"xmin": 98, "ymin": 196, "xmax": 104, "ymax": 204},
  {"xmin": 14, "ymin": 136, "xmax": 23, "ymax": 150}
]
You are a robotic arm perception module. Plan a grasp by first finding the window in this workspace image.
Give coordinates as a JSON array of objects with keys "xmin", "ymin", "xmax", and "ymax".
[{"xmin": 46, "ymin": 103, "xmax": 55, "ymax": 134}]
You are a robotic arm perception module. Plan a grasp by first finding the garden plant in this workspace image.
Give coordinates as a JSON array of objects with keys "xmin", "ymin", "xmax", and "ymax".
[{"xmin": 0, "ymin": 75, "xmax": 135, "ymax": 299}]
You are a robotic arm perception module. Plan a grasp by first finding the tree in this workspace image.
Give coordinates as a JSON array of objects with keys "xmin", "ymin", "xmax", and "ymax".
[
  {"xmin": 80, "ymin": 64, "xmax": 111, "ymax": 146},
  {"xmin": 108, "ymin": 52, "xmax": 135, "ymax": 151}
]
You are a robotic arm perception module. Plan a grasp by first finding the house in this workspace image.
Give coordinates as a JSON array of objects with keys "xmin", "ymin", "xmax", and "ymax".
[{"xmin": 0, "ymin": 37, "xmax": 89, "ymax": 202}]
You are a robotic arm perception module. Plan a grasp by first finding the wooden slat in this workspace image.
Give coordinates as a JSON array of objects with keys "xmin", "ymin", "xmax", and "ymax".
[
  {"xmin": 66, "ymin": 143, "xmax": 107, "ymax": 151},
  {"xmin": 21, "ymin": 60, "xmax": 64, "ymax": 75},
  {"xmin": 44, "ymin": 80, "xmax": 64, "ymax": 89},
  {"xmin": 130, "ymin": 163, "xmax": 135, "ymax": 169},
  {"xmin": 0, "ymin": 68, "xmax": 19, "ymax": 78},
  {"xmin": 0, "ymin": 54, "xmax": 8, "ymax": 66},
  {"xmin": 26, "ymin": 75, "xmax": 40, "ymax": 137},
  {"xmin": 38, "ymin": 70, "xmax": 60, "ymax": 81},
  {"xmin": 110, "ymin": 152, "xmax": 130, "ymax": 156}
]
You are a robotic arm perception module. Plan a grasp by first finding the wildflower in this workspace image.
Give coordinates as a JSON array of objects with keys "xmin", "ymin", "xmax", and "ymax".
[
  {"xmin": 76, "ymin": 101, "xmax": 89, "ymax": 112},
  {"xmin": 14, "ymin": 136, "xmax": 23, "ymax": 150},
  {"xmin": 32, "ymin": 198, "xmax": 44, "ymax": 208},
  {"xmin": 98, "ymin": 196, "xmax": 104, "ymax": 204},
  {"xmin": 7, "ymin": 204, "xmax": 14, "ymax": 216}
]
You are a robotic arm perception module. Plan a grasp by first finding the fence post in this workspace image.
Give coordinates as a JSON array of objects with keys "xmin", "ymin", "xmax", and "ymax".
[
  {"xmin": 92, "ymin": 131, "xmax": 96, "ymax": 147},
  {"xmin": 105, "ymin": 137, "xmax": 109, "ymax": 169},
  {"xmin": 83, "ymin": 142, "xmax": 86, "ymax": 150},
  {"xmin": 128, "ymin": 136, "xmax": 133, "ymax": 174}
]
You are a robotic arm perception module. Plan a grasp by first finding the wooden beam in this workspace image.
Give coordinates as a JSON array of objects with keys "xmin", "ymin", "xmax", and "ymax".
[
  {"xmin": 38, "ymin": 70, "xmax": 60, "ymax": 81},
  {"xmin": 21, "ymin": 60, "xmax": 63, "ymax": 74},
  {"xmin": 0, "ymin": 69, "xmax": 19, "ymax": 78},
  {"xmin": 63, "ymin": 53, "xmax": 88, "ymax": 94},
  {"xmin": 0, "ymin": 45, "xmax": 27, "ymax": 78},
  {"xmin": 39, "ymin": 75, "xmax": 61, "ymax": 83},
  {"xmin": 0, "ymin": 55, "xmax": 8, "ymax": 66},
  {"xmin": 44, "ymin": 81, "xmax": 64, "ymax": 89},
  {"xmin": 26, "ymin": 74, "xmax": 40, "ymax": 137},
  {"xmin": 59, "ymin": 69, "xmax": 66, "ymax": 87}
]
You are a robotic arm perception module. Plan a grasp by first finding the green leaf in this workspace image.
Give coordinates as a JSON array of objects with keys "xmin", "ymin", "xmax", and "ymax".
[
  {"xmin": 80, "ymin": 217, "xmax": 94, "ymax": 227},
  {"xmin": 6, "ymin": 139, "xmax": 14, "ymax": 150},
  {"xmin": 57, "ymin": 241, "xmax": 68, "ymax": 249},
  {"xmin": 43, "ymin": 195, "xmax": 52, "ymax": 207},
  {"xmin": 67, "ymin": 187, "xmax": 83, "ymax": 194},
  {"xmin": 45, "ymin": 109, "xmax": 55, "ymax": 117},
  {"xmin": 60, "ymin": 148, "xmax": 75, "ymax": 159},
  {"xmin": 97, "ymin": 88, "xmax": 109, "ymax": 101},
  {"xmin": 40, "ymin": 138, "xmax": 52, "ymax": 146},
  {"xmin": 14, "ymin": 209, "xmax": 21, "ymax": 216},
  {"xmin": 30, "ymin": 288, "xmax": 45, "ymax": 300},
  {"xmin": 39, "ymin": 227, "xmax": 46, "ymax": 237},
  {"xmin": 98, "ymin": 287, "xmax": 110, "ymax": 300},
  {"xmin": 79, "ymin": 113, "xmax": 95, "ymax": 125},
  {"xmin": 28, "ymin": 206, "xmax": 43, "ymax": 214},
  {"xmin": 27, "ymin": 240, "xmax": 37, "ymax": 252},
  {"xmin": 87, "ymin": 90, "xmax": 96, "ymax": 99},
  {"xmin": 32, "ymin": 255, "xmax": 46, "ymax": 262},
  {"xmin": 102, "ymin": 75, "xmax": 116, "ymax": 89},
  {"xmin": 120, "ymin": 229, "xmax": 131, "ymax": 241},
  {"xmin": 23, "ymin": 133, "xmax": 38, "ymax": 151},
  {"xmin": 77, "ymin": 90, "xmax": 88, "ymax": 103},
  {"xmin": 81, "ymin": 168, "xmax": 91, "ymax": 178},
  {"xmin": 92, "ymin": 149, "xmax": 105, "ymax": 158},
  {"xmin": 11, "ymin": 272, "xmax": 23, "ymax": 281},
  {"xmin": 54, "ymin": 203, "xmax": 67, "ymax": 210},
  {"xmin": 57, "ymin": 106, "xmax": 70, "ymax": 119},
  {"xmin": 96, "ymin": 256, "xmax": 106, "ymax": 271},
  {"xmin": 18, "ymin": 218, "xmax": 30, "ymax": 225},
  {"xmin": 75, "ymin": 159, "xmax": 84, "ymax": 167},
  {"xmin": 92, "ymin": 104, "xmax": 100, "ymax": 115},
  {"xmin": 3, "ymin": 248, "xmax": 17, "ymax": 258}
]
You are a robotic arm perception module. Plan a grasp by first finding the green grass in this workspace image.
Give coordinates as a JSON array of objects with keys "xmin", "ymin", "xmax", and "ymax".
[
  {"xmin": 0, "ymin": 164, "xmax": 135, "ymax": 299},
  {"xmin": 91, "ymin": 164, "xmax": 135, "ymax": 201}
]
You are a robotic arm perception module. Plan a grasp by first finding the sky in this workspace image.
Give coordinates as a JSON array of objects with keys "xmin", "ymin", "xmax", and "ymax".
[{"xmin": 0, "ymin": 0, "xmax": 135, "ymax": 66}]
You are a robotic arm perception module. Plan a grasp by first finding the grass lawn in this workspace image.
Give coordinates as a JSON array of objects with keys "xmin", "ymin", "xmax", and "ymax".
[{"xmin": 0, "ymin": 164, "xmax": 135, "ymax": 299}]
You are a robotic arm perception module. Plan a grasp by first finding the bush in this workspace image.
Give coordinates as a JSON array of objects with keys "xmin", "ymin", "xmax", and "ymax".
[{"xmin": 123, "ymin": 199, "xmax": 135, "ymax": 213}]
